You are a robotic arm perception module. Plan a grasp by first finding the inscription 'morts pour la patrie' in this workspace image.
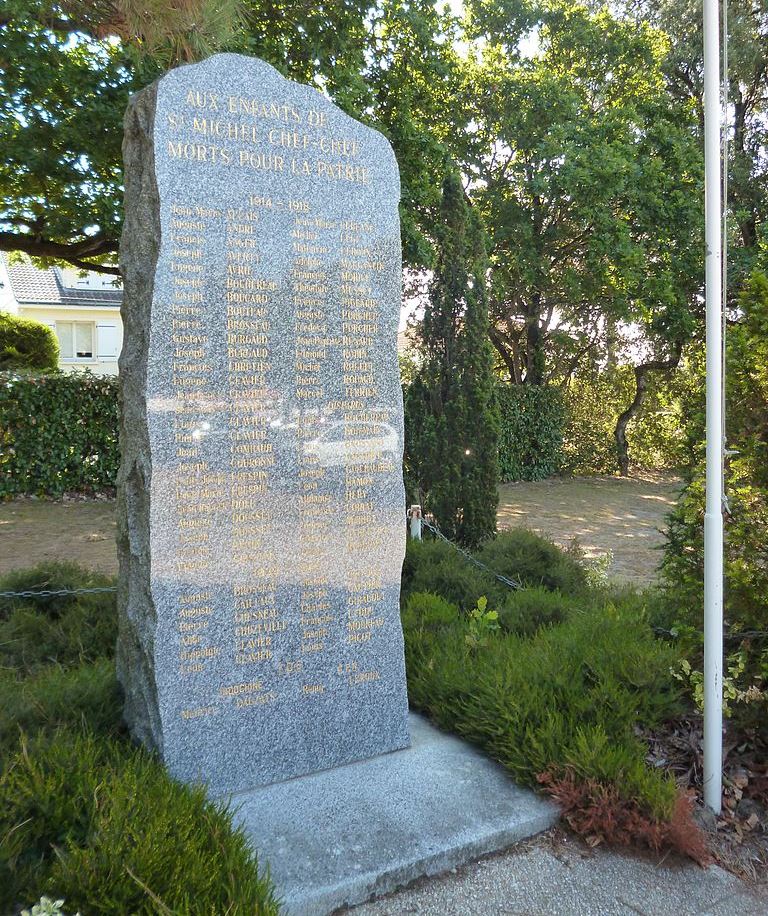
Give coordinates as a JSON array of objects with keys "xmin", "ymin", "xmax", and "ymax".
[{"xmin": 117, "ymin": 54, "xmax": 410, "ymax": 794}]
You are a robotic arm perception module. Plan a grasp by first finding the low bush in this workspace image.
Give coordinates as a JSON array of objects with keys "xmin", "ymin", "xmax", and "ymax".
[
  {"xmin": 0, "ymin": 313, "xmax": 58, "ymax": 371},
  {"xmin": 401, "ymin": 538, "xmax": 499, "ymax": 610},
  {"xmin": 404, "ymin": 599, "xmax": 690, "ymax": 851},
  {"xmin": 477, "ymin": 529, "xmax": 588, "ymax": 595},
  {"xmin": 498, "ymin": 586, "xmax": 580, "ymax": 638},
  {"xmin": 0, "ymin": 563, "xmax": 118, "ymax": 675},
  {"xmin": 401, "ymin": 592, "xmax": 459, "ymax": 632},
  {"xmin": 0, "ymin": 371, "xmax": 119, "ymax": 498},
  {"xmin": 401, "ymin": 529, "xmax": 589, "ymax": 613},
  {"xmin": 0, "ymin": 660, "xmax": 122, "ymax": 755},
  {"xmin": 0, "ymin": 562, "xmax": 278, "ymax": 915},
  {"xmin": 0, "ymin": 731, "xmax": 278, "ymax": 915}
]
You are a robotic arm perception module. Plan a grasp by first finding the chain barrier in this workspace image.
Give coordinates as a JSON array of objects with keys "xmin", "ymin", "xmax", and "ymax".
[
  {"xmin": 419, "ymin": 516, "xmax": 521, "ymax": 591},
  {"xmin": 0, "ymin": 516, "xmax": 521, "ymax": 599},
  {"xmin": 0, "ymin": 586, "xmax": 117, "ymax": 599}
]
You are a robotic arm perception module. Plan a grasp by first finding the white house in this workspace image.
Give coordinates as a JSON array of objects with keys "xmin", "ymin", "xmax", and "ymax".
[{"xmin": 0, "ymin": 256, "xmax": 123, "ymax": 375}]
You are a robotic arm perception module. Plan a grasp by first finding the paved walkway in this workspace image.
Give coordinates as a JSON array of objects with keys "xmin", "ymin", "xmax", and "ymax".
[{"xmin": 345, "ymin": 830, "xmax": 767, "ymax": 915}]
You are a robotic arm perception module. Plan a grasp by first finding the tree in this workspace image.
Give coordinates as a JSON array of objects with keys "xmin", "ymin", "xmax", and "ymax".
[
  {"xmin": 463, "ymin": 6, "xmax": 702, "ymax": 384},
  {"xmin": 405, "ymin": 170, "xmax": 499, "ymax": 546},
  {"xmin": 458, "ymin": 3, "xmax": 702, "ymax": 472},
  {"xmin": 0, "ymin": 0, "xmax": 462, "ymax": 273},
  {"xmin": 627, "ymin": 0, "xmax": 768, "ymax": 286}
]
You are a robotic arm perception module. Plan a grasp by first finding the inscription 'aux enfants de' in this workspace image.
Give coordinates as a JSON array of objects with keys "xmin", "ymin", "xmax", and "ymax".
[
  {"xmin": 117, "ymin": 53, "xmax": 410, "ymax": 794},
  {"xmin": 165, "ymin": 89, "xmax": 370, "ymax": 183}
]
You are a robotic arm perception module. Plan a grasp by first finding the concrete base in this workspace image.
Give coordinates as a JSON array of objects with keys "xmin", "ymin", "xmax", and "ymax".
[{"xmin": 228, "ymin": 714, "xmax": 559, "ymax": 916}]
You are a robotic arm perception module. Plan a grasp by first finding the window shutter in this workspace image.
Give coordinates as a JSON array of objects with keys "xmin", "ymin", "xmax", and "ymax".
[{"xmin": 97, "ymin": 324, "xmax": 119, "ymax": 359}]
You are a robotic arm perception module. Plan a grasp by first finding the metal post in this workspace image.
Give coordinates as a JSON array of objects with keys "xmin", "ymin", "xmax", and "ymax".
[
  {"xmin": 703, "ymin": 0, "xmax": 724, "ymax": 815},
  {"xmin": 408, "ymin": 505, "xmax": 422, "ymax": 540}
]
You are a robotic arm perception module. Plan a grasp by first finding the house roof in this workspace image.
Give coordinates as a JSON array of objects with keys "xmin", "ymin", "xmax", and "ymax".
[{"xmin": 3, "ymin": 258, "xmax": 122, "ymax": 307}]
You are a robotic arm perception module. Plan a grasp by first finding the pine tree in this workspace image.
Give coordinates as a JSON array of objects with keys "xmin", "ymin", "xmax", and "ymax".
[{"xmin": 405, "ymin": 170, "xmax": 499, "ymax": 546}]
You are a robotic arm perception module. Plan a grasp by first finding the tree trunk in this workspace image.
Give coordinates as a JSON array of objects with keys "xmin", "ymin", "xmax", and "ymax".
[{"xmin": 614, "ymin": 344, "xmax": 683, "ymax": 476}]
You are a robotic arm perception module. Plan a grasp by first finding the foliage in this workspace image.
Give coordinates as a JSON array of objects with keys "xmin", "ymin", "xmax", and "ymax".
[
  {"xmin": 0, "ymin": 562, "xmax": 118, "ymax": 676},
  {"xmin": 0, "ymin": 660, "xmax": 122, "ymax": 758},
  {"xmin": 461, "ymin": 3, "xmax": 702, "ymax": 387},
  {"xmin": 404, "ymin": 170, "xmax": 499, "ymax": 546},
  {"xmin": 0, "ymin": 732, "xmax": 278, "ymax": 915},
  {"xmin": 537, "ymin": 770, "xmax": 710, "ymax": 864},
  {"xmin": 404, "ymin": 583, "xmax": 689, "ymax": 846},
  {"xmin": 400, "ymin": 537, "xmax": 499, "ymax": 611},
  {"xmin": 630, "ymin": 0, "xmax": 767, "ymax": 285},
  {"xmin": 0, "ymin": 563, "xmax": 122, "ymax": 755},
  {"xmin": 0, "ymin": 313, "xmax": 59, "ymax": 371},
  {"xmin": 661, "ymin": 272, "xmax": 768, "ymax": 732},
  {"xmin": 464, "ymin": 595, "xmax": 500, "ymax": 649},
  {"xmin": 0, "ymin": 562, "xmax": 277, "ymax": 915},
  {"xmin": 495, "ymin": 384, "xmax": 565, "ymax": 482},
  {"xmin": 477, "ymin": 529, "xmax": 588, "ymax": 595},
  {"xmin": 561, "ymin": 366, "xmax": 690, "ymax": 475},
  {"xmin": 0, "ymin": 371, "xmax": 119, "ymax": 498},
  {"xmin": 400, "ymin": 527, "xmax": 588, "ymax": 612},
  {"xmin": 498, "ymin": 586, "xmax": 581, "ymax": 639},
  {"xmin": 400, "ymin": 591, "xmax": 459, "ymax": 633}
]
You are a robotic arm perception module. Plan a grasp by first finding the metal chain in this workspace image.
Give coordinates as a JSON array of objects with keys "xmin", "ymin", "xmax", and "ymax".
[
  {"xmin": 0, "ymin": 586, "xmax": 117, "ymax": 599},
  {"xmin": 419, "ymin": 516, "xmax": 521, "ymax": 591},
  {"xmin": 1, "ymin": 518, "xmax": 522, "ymax": 599}
]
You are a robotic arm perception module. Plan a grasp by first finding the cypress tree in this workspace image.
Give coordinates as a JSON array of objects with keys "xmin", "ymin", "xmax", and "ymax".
[{"xmin": 405, "ymin": 170, "xmax": 499, "ymax": 546}]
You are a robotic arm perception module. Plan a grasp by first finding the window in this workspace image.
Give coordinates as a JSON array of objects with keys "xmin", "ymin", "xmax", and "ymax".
[
  {"xmin": 56, "ymin": 322, "xmax": 94, "ymax": 360},
  {"xmin": 96, "ymin": 324, "xmax": 119, "ymax": 359}
]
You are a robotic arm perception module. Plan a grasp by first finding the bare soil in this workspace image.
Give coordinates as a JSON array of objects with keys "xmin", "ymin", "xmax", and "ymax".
[
  {"xmin": 497, "ymin": 473, "xmax": 681, "ymax": 586},
  {"xmin": 0, "ymin": 496, "xmax": 118, "ymax": 577},
  {"xmin": 0, "ymin": 475, "xmax": 681, "ymax": 583}
]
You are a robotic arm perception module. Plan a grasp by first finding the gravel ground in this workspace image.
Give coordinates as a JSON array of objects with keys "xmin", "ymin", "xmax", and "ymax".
[
  {"xmin": 497, "ymin": 474, "xmax": 681, "ymax": 586},
  {"xmin": 344, "ymin": 830, "xmax": 768, "ymax": 916}
]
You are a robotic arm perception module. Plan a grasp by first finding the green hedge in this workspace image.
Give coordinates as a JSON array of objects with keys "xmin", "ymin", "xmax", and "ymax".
[
  {"xmin": 0, "ymin": 313, "xmax": 59, "ymax": 371},
  {"xmin": 0, "ymin": 371, "xmax": 119, "ymax": 498},
  {"xmin": 495, "ymin": 384, "xmax": 565, "ymax": 482}
]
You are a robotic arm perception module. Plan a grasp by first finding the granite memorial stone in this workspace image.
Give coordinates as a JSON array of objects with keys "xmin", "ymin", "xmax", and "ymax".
[{"xmin": 117, "ymin": 53, "xmax": 410, "ymax": 795}]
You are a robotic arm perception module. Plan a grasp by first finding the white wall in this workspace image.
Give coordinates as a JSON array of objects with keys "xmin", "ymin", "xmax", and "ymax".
[{"xmin": 17, "ymin": 304, "xmax": 123, "ymax": 375}]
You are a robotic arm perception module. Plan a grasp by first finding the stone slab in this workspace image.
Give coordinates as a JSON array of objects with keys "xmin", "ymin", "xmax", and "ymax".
[
  {"xmin": 117, "ymin": 53, "xmax": 410, "ymax": 795},
  {"xmin": 229, "ymin": 714, "xmax": 559, "ymax": 915}
]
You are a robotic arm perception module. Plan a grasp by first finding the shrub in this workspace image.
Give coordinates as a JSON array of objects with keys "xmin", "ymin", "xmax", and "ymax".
[
  {"xmin": 0, "ymin": 370, "xmax": 119, "ymax": 498},
  {"xmin": 401, "ymin": 591, "xmax": 459, "ymax": 632},
  {"xmin": 0, "ymin": 313, "xmax": 58, "ymax": 371},
  {"xmin": 0, "ymin": 660, "xmax": 122, "ymax": 755},
  {"xmin": 498, "ymin": 586, "xmax": 580, "ymax": 638},
  {"xmin": 661, "ymin": 272, "xmax": 768, "ymax": 733},
  {"xmin": 477, "ymin": 529, "xmax": 588, "ymax": 595},
  {"xmin": 404, "ymin": 599, "xmax": 688, "ymax": 848},
  {"xmin": 0, "ymin": 560, "xmax": 277, "ymax": 915},
  {"xmin": 495, "ymin": 384, "xmax": 565, "ymax": 482},
  {"xmin": 0, "ymin": 732, "xmax": 278, "ymax": 915},
  {"xmin": 400, "ymin": 538, "xmax": 500, "ymax": 610},
  {"xmin": 0, "ymin": 563, "xmax": 117, "ymax": 676}
]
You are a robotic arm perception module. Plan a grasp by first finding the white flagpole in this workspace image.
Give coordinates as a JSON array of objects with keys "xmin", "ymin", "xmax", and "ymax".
[{"xmin": 703, "ymin": 0, "xmax": 724, "ymax": 814}]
